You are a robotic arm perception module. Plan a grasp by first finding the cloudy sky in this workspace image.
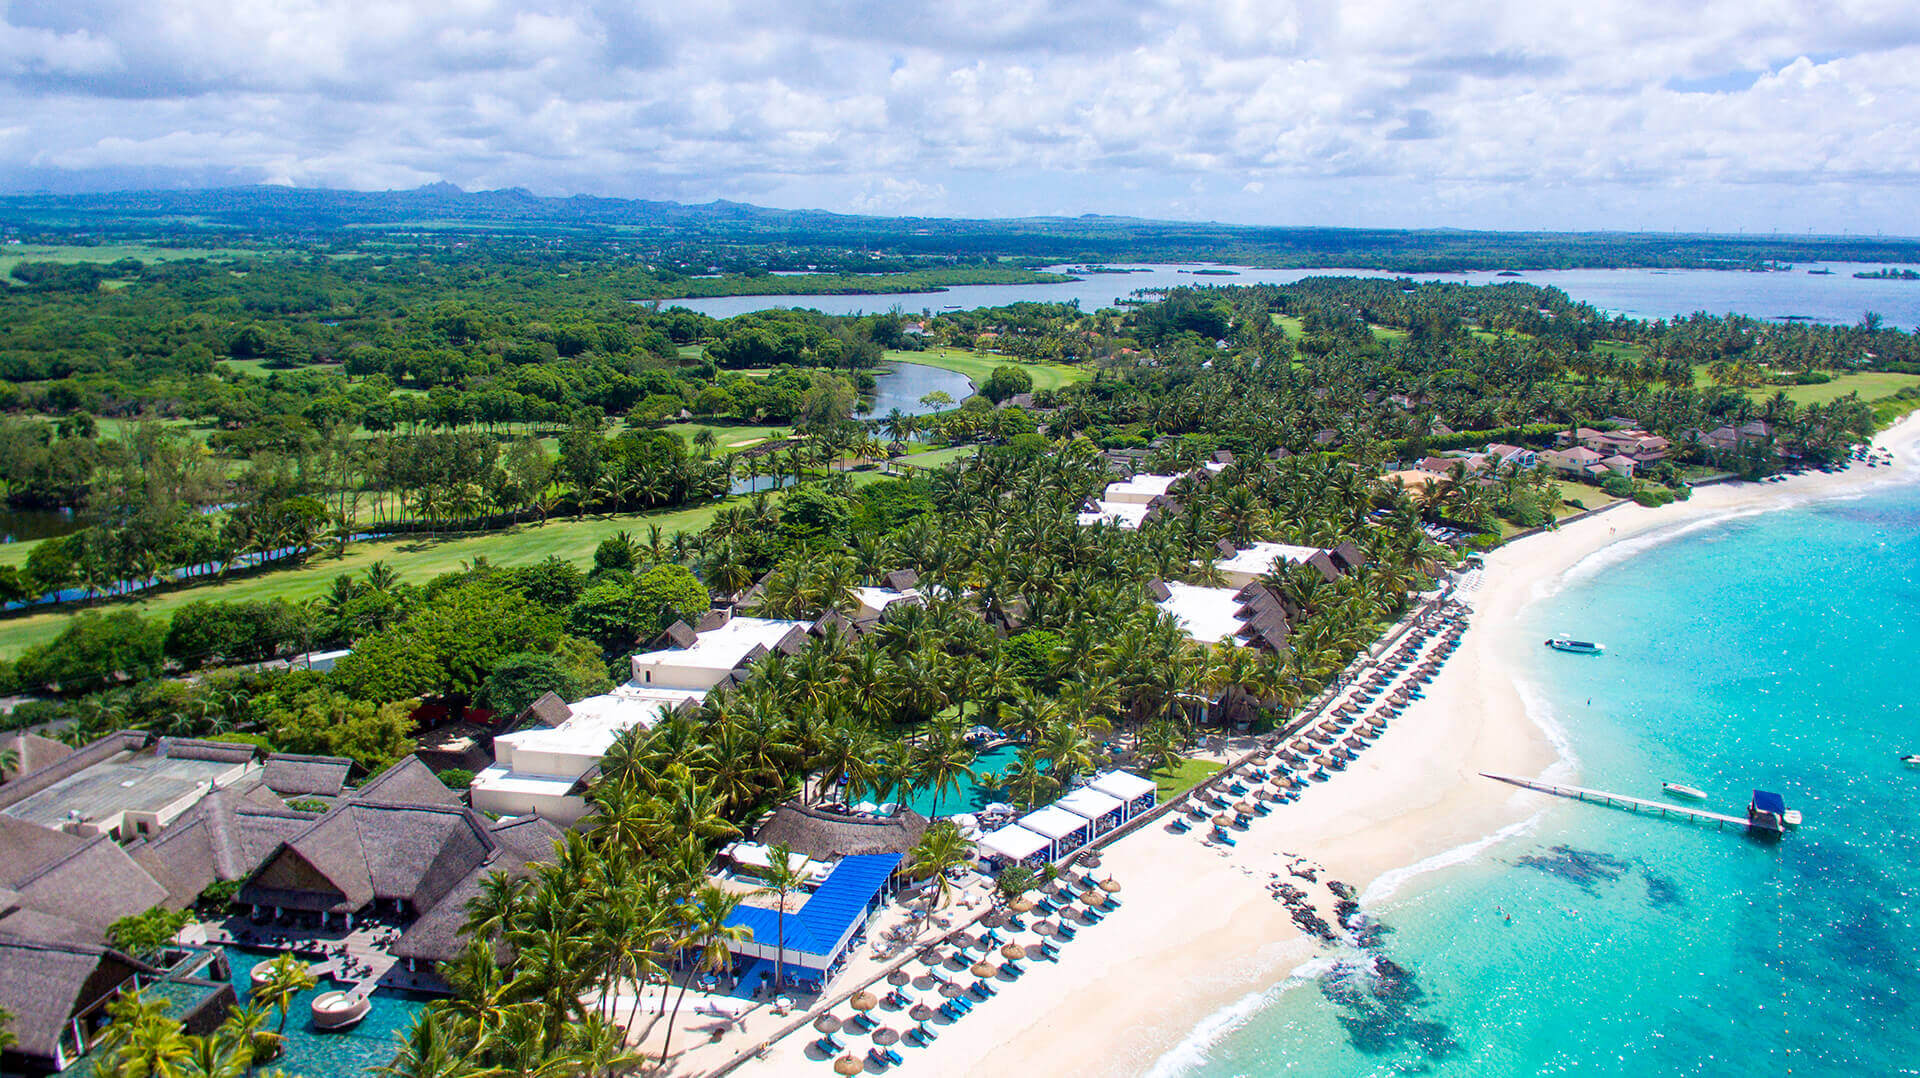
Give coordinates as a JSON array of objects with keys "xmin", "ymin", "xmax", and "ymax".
[{"xmin": 2, "ymin": 0, "xmax": 1917, "ymax": 232}]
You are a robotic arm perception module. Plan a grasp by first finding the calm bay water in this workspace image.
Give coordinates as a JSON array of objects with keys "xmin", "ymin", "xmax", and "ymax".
[
  {"xmin": 1161, "ymin": 481, "xmax": 1920, "ymax": 1076},
  {"xmin": 667, "ymin": 262, "xmax": 1920, "ymax": 329}
]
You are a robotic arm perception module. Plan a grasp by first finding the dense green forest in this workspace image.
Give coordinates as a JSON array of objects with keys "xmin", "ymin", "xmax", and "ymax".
[{"xmin": 8, "ymin": 183, "xmax": 1920, "ymax": 271}]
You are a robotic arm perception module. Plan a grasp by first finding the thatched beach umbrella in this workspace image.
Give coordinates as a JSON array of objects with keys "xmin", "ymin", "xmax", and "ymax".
[
  {"xmin": 1213, "ymin": 813, "xmax": 1234, "ymax": 826},
  {"xmin": 834, "ymin": 1055, "xmax": 863, "ymax": 1075},
  {"xmin": 872, "ymin": 1027, "xmax": 901, "ymax": 1047},
  {"xmin": 1099, "ymin": 878, "xmax": 1122, "ymax": 893},
  {"xmin": 981, "ymin": 909, "xmax": 1010, "ymax": 929},
  {"xmin": 814, "ymin": 1015, "xmax": 844, "ymax": 1034},
  {"xmin": 910, "ymin": 1003, "xmax": 939, "ymax": 1023},
  {"xmin": 887, "ymin": 969, "xmax": 912, "ymax": 987},
  {"xmin": 1235, "ymin": 800, "xmax": 1255, "ymax": 814},
  {"xmin": 1000, "ymin": 942, "xmax": 1027, "ymax": 960},
  {"xmin": 1009, "ymin": 896, "xmax": 1036, "ymax": 914},
  {"xmin": 971, "ymin": 961, "xmax": 998, "ymax": 978},
  {"xmin": 1079, "ymin": 850, "xmax": 1103, "ymax": 869},
  {"xmin": 850, "ymin": 991, "xmax": 879, "ymax": 1012},
  {"xmin": 938, "ymin": 981, "xmax": 967, "ymax": 998}
]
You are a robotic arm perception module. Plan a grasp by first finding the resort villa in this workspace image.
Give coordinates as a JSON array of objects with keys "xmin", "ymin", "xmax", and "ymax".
[
  {"xmin": 0, "ymin": 737, "xmax": 552, "ymax": 1073},
  {"xmin": 1213, "ymin": 539, "xmax": 1357, "ymax": 589},
  {"xmin": 1076, "ymin": 469, "xmax": 1196, "ymax": 530},
  {"xmin": 470, "ymin": 612, "xmax": 809, "ymax": 823}
]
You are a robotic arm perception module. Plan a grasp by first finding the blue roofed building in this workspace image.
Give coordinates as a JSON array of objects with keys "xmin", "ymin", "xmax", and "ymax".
[{"xmin": 723, "ymin": 853, "xmax": 902, "ymax": 991}]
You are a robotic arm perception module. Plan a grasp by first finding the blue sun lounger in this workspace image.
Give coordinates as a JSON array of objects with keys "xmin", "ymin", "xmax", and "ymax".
[{"xmin": 813, "ymin": 1033, "xmax": 844, "ymax": 1054}]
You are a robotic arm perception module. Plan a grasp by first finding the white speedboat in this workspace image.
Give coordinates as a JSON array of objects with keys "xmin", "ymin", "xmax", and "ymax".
[
  {"xmin": 1662, "ymin": 782, "xmax": 1708, "ymax": 801},
  {"xmin": 1545, "ymin": 636, "xmax": 1604, "ymax": 655},
  {"xmin": 1903, "ymin": 754, "xmax": 1920, "ymax": 768}
]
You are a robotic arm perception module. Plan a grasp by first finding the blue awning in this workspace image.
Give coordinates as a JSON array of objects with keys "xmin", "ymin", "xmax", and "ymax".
[
  {"xmin": 1751, "ymin": 790, "xmax": 1786, "ymax": 814},
  {"xmin": 723, "ymin": 853, "xmax": 903, "ymax": 961}
]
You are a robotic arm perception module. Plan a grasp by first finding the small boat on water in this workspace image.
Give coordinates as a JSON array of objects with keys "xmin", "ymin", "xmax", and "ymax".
[
  {"xmin": 1544, "ymin": 636, "xmax": 1605, "ymax": 655},
  {"xmin": 1902, "ymin": 754, "xmax": 1920, "ymax": 768},
  {"xmin": 1783, "ymin": 808, "xmax": 1803, "ymax": 828},
  {"xmin": 1662, "ymin": 782, "xmax": 1708, "ymax": 801}
]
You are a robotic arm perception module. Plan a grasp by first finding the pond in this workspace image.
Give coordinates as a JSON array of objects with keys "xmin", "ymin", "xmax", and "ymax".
[
  {"xmin": 865, "ymin": 359, "xmax": 974, "ymax": 418},
  {"xmin": 0, "ymin": 505, "xmax": 82, "ymax": 544}
]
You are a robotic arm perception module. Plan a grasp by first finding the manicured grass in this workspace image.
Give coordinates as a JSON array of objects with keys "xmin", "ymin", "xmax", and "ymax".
[
  {"xmin": 1, "ymin": 243, "xmax": 257, "ymax": 283},
  {"xmin": 1594, "ymin": 340, "xmax": 1647, "ymax": 362},
  {"xmin": 660, "ymin": 421, "xmax": 792, "ymax": 450},
  {"xmin": 1744, "ymin": 371, "xmax": 1920, "ymax": 407},
  {"xmin": 1150, "ymin": 755, "xmax": 1224, "ymax": 799},
  {"xmin": 892, "ymin": 446, "xmax": 978, "ymax": 470},
  {"xmin": 0, "ymin": 500, "xmax": 742, "ymax": 658},
  {"xmin": 1552, "ymin": 479, "xmax": 1621, "ymax": 517},
  {"xmin": 883, "ymin": 347, "xmax": 1089, "ymax": 393}
]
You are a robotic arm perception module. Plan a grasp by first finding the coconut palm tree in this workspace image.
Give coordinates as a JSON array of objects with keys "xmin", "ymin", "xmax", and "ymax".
[
  {"xmin": 757, "ymin": 842, "xmax": 811, "ymax": 991},
  {"xmin": 377, "ymin": 1009, "xmax": 502, "ymax": 1078},
  {"xmin": 658, "ymin": 885, "xmax": 748, "ymax": 1068},
  {"xmin": 907, "ymin": 821, "xmax": 973, "ymax": 911},
  {"xmin": 256, "ymin": 953, "xmax": 316, "ymax": 1038}
]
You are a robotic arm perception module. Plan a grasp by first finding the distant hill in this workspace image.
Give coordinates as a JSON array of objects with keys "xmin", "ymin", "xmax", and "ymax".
[{"xmin": 3, "ymin": 184, "xmax": 1919, "ymax": 272}]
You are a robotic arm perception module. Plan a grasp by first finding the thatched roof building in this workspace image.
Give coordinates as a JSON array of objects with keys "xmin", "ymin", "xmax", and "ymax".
[
  {"xmin": 261, "ymin": 753, "xmax": 352, "ymax": 798},
  {"xmin": 752, "ymin": 803, "xmax": 930, "ymax": 861},
  {"xmin": 0, "ymin": 936, "xmax": 159, "ymax": 1072}
]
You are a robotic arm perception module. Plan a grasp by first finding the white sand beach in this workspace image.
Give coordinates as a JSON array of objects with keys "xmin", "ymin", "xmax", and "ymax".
[{"xmin": 714, "ymin": 413, "xmax": 1920, "ymax": 1078}]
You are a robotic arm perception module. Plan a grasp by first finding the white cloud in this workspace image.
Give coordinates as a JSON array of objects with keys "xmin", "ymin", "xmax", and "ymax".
[{"xmin": 0, "ymin": 1, "xmax": 1917, "ymax": 230}]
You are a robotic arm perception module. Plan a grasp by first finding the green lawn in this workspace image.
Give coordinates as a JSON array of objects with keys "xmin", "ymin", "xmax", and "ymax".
[
  {"xmin": 659, "ymin": 420, "xmax": 791, "ymax": 450},
  {"xmin": 893, "ymin": 445, "xmax": 978, "ymax": 470},
  {"xmin": 1593, "ymin": 340, "xmax": 1647, "ymax": 362},
  {"xmin": 1745, "ymin": 371, "xmax": 1920, "ymax": 407},
  {"xmin": 1, "ymin": 243, "xmax": 258, "ymax": 284},
  {"xmin": 883, "ymin": 347, "xmax": 1089, "ymax": 393},
  {"xmin": 1150, "ymin": 755, "xmax": 1224, "ymax": 799},
  {"xmin": 0, "ymin": 499, "xmax": 746, "ymax": 659},
  {"xmin": 1552, "ymin": 479, "xmax": 1621, "ymax": 517}
]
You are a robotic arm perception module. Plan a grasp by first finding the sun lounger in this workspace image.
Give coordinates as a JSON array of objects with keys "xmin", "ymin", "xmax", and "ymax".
[
  {"xmin": 850, "ymin": 1012, "xmax": 878, "ymax": 1032},
  {"xmin": 1170, "ymin": 818, "xmax": 1190, "ymax": 833},
  {"xmin": 813, "ymin": 1033, "xmax": 844, "ymax": 1053},
  {"xmin": 1058, "ymin": 924, "xmax": 1078, "ymax": 940},
  {"xmin": 867, "ymin": 1047, "xmax": 893, "ymax": 1069},
  {"xmin": 882, "ymin": 1047, "xmax": 905, "ymax": 1066},
  {"xmin": 915, "ymin": 1021, "xmax": 938, "ymax": 1042}
]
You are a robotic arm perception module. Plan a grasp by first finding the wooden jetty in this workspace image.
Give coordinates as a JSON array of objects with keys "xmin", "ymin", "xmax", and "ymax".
[{"xmin": 1480, "ymin": 772, "xmax": 1774, "ymax": 833}]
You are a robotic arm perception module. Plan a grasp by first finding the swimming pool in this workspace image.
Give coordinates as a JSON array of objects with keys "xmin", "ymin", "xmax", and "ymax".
[
  {"xmin": 217, "ymin": 947, "xmax": 431, "ymax": 1076},
  {"xmin": 880, "ymin": 743, "xmax": 1024, "ymax": 817}
]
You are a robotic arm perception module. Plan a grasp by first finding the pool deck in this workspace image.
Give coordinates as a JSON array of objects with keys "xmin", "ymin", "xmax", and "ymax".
[{"xmin": 185, "ymin": 917, "xmax": 447, "ymax": 996}]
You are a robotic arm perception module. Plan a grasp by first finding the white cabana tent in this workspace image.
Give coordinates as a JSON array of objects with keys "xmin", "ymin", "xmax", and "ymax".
[
  {"xmin": 1018, "ymin": 805, "xmax": 1091, "ymax": 858},
  {"xmin": 1055, "ymin": 787, "xmax": 1126, "ymax": 834},
  {"xmin": 1090, "ymin": 770, "xmax": 1159, "ymax": 821},
  {"xmin": 978, "ymin": 823, "xmax": 1052, "ymax": 867}
]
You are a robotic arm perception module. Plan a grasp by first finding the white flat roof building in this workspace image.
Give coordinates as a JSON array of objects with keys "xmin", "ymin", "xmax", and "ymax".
[
  {"xmin": 850, "ymin": 586, "xmax": 923, "ymax": 620},
  {"xmin": 1101, "ymin": 472, "xmax": 1182, "ymax": 505},
  {"xmin": 1155, "ymin": 582, "xmax": 1248, "ymax": 645},
  {"xmin": 1216, "ymin": 542, "xmax": 1329, "ymax": 588},
  {"xmin": 630, "ymin": 616, "xmax": 809, "ymax": 690},
  {"xmin": 471, "ymin": 683, "xmax": 704, "ymax": 824},
  {"xmin": 1076, "ymin": 500, "xmax": 1154, "ymax": 529}
]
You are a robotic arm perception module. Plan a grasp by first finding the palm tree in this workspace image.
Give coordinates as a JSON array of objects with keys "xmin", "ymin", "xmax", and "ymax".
[
  {"xmin": 757, "ymin": 841, "xmax": 812, "ymax": 991},
  {"xmin": 910, "ymin": 719, "xmax": 977, "ymax": 818},
  {"xmin": 376, "ymin": 1009, "xmax": 502, "ymax": 1078},
  {"xmin": 256, "ymin": 953, "xmax": 316, "ymax": 1038},
  {"xmin": 658, "ymin": 884, "xmax": 748, "ymax": 1068},
  {"xmin": 907, "ymin": 821, "xmax": 972, "ymax": 912}
]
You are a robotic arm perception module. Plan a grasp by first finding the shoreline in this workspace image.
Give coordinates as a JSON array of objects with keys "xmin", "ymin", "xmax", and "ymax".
[{"xmin": 724, "ymin": 413, "xmax": 1920, "ymax": 1078}]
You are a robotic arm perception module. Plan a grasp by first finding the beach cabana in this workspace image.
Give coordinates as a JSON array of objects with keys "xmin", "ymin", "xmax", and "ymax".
[
  {"xmin": 1089, "ymin": 770, "xmax": 1158, "ymax": 821},
  {"xmin": 977, "ymin": 823, "xmax": 1052, "ymax": 868},
  {"xmin": 1054, "ymin": 787, "xmax": 1125, "ymax": 835},
  {"xmin": 1017, "ymin": 806, "xmax": 1091, "ymax": 859}
]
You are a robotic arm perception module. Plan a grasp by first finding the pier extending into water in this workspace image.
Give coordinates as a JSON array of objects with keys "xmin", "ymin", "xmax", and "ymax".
[{"xmin": 1481, "ymin": 772, "xmax": 1765, "ymax": 831}]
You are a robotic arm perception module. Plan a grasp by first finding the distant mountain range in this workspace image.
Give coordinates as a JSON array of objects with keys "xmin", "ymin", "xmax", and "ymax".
[{"xmin": 3, "ymin": 183, "xmax": 1918, "ymax": 272}]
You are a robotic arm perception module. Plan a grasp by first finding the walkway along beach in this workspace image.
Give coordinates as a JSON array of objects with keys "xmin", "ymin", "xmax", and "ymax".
[{"xmin": 715, "ymin": 410, "xmax": 1920, "ymax": 1078}]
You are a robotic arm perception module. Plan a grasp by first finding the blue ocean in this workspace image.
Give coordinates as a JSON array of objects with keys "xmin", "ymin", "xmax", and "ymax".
[{"xmin": 1161, "ymin": 481, "xmax": 1920, "ymax": 1076}]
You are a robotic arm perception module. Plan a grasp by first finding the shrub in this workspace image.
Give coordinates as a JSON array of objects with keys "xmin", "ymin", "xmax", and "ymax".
[
  {"xmin": 436, "ymin": 768, "xmax": 474, "ymax": 790},
  {"xmin": 286, "ymin": 798, "xmax": 330, "ymax": 813}
]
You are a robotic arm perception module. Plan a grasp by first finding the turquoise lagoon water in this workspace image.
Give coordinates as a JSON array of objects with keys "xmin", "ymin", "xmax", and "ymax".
[
  {"xmin": 217, "ymin": 947, "xmax": 429, "ymax": 1077},
  {"xmin": 1159, "ymin": 481, "xmax": 1920, "ymax": 1076}
]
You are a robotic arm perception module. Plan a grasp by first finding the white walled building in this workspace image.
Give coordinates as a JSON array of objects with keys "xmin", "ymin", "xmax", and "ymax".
[
  {"xmin": 1101, "ymin": 472, "xmax": 1183, "ymax": 505},
  {"xmin": 1153, "ymin": 581, "xmax": 1248, "ymax": 645},
  {"xmin": 471, "ymin": 614, "xmax": 809, "ymax": 823},
  {"xmin": 1214, "ymin": 541, "xmax": 1338, "ymax": 589}
]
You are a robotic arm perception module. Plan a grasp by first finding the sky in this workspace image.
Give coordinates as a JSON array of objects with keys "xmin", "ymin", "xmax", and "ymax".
[{"xmin": 2, "ymin": 0, "xmax": 1918, "ymax": 233}]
